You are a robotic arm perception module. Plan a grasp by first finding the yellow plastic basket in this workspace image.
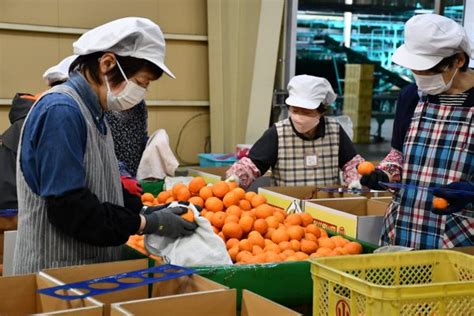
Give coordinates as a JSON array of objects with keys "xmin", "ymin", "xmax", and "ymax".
[{"xmin": 310, "ymin": 250, "xmax": 473, "ymax": 316}]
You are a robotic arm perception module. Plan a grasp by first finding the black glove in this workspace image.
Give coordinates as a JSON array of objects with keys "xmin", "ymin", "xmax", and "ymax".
[
  {"xmin": 142, "ymin": 205, "xmax": 197, "ymax": 238},
  {"xmin": 122, "ymin": 186, "xmax": 143, "ymax": 214},
  {"xmin": 432, "ymin": 181, "xmax": 474, "ymax": 215},
  {"xmin": 359, "ymin": 168, "xmax": 389, "ymax": 190}
]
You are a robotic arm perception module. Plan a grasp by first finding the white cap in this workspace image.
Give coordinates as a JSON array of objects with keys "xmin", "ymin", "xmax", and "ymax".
[
  {"xmin": 73, "ymin": 17, "xmax": 175, "ymax": 78},
  {"xmin": 42, "ymin": 55, "xmax": 78, "ymax": 86},
  {"xmin": 392, "ymin": 14, "xmax": 473, "ymax": 71},
  {"xmin": 285, "ymin": 75, "xmax": 337, "ymax": 110}
]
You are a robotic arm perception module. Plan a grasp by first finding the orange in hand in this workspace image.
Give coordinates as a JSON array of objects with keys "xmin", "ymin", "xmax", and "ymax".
[
  {"xmin": 432, "ymin": 197, "xmax": 449, "ymax": 210},
  {"xmin": 181, "ymin": 208, "xmax": 195, "ymax": 222},
  {"xmin": 357, "ymin": 161, "xmax": 375, "ymax": 176}
]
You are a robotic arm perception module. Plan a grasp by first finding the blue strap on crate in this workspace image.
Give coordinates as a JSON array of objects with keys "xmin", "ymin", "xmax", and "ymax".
[
  {"xmin": 37, "ymin": 264, "xmax": 195, "ymax": 300},
  {"xmin": 379, "ymin": 182, "xmax": 474, "ymax": 196},
  {"xmin": 0, "ymin": 209, "xmax": 18, "ymax": 217},
  {"xmin": 318, "ymin": 187, "xmax": 372, "ymax": 194}
]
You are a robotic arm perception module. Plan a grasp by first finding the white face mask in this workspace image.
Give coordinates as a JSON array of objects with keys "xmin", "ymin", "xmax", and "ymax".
[
  {"xmin": 105, "ymin": 60, "xmax": 147, "ymax": 111},
  {"xmin": 290, "ymin": 113, "xmax": 320, "ymax": 134},
  {"xmin": 413, "ymin": 68, "xmax": 458, "ymax": 95}
]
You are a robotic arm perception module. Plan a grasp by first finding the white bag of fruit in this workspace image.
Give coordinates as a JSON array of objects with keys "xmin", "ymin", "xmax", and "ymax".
[{"xmin": 144, "ymin": 201, "xmax": 232, "ymax": 266}]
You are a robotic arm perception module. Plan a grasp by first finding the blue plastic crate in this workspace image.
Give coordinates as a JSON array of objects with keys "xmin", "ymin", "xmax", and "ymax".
[{"xmin": 198, "ymin": 153, "xmax": 237, "ymax": 167}]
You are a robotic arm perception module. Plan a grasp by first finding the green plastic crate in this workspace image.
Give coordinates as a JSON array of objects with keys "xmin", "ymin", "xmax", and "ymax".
[
  {"xmin": 195, "ymin": 234, "xmax": 378, "ymax": 308},
  {"xmin": 121, "ymin": 234, "xmax": 379, "ymax": 309},
  {"xmin": 139, "ymin": 179, "xmax": 164, "ymax": 196}
]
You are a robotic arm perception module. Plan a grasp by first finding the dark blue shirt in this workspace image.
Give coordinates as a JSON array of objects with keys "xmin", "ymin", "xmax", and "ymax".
[
  {"xmin": 391, "ymin": 83, "xmax": 419, "ymax": 152},
  {"xmin": 20, "ymin": 72, "xmax": 107, "ymax": 197}
]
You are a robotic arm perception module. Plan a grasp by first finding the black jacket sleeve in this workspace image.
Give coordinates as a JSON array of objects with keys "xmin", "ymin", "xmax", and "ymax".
[
  {"xmin": 338, "ymin": 126, "xmax": 358, "ymax": 168},
  {"xmin": 391, "ymin": 83, "xmax": 419, "ymax": 152},
  {"xmin": 121, "ymin": 186, "xmax": 143, "ymax": 214},
  {"xmin": 46, "ymin": 188, "xmax": 141, "ymax": 247},
  {"xmin": 247, "ymin": 125, "xmax": 279, "ymax": 175}
]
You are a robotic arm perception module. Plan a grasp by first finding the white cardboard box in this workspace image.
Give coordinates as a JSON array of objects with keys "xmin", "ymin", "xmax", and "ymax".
[
  {"xmin": 258, "ymin": 186, "xmax": 358, "ymax": 210},
  {"xmin": 259, "ymin": 186, "xmax": 392, "ymax": 211},
  {"xmin": 187, "ymin": 167, "xmax": 229, "ymax": 184},
  {"xmin": 304, "ymin": 197, "xmax": 391, "ymax": 244}
]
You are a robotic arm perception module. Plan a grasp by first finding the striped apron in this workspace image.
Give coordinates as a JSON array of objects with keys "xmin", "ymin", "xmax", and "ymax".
[
  {"xmin": 380, "ymin": 97, "xmax": 473, "ymax": 249},
  {"xmin": 13, "ymin": 85, "xmax": 123, "ymax": 274},
  {"xmin": 272, "ymin": 117, "xmax": 340, "ymax": 186}
]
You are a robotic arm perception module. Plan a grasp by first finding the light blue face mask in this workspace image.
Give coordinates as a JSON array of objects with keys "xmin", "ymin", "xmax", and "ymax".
[{"xmin": 104, "ymin": 59, "xmax": 147, "ymax": 111}]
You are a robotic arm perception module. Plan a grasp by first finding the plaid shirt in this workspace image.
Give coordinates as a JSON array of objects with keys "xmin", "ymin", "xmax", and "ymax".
[
  {"xmin": 381, "ymin": 93, "xmax": 474, "ymax": 249},
  {"xmin": 272, "ymin": 117, "xmax": 340, "ymax": 186}
]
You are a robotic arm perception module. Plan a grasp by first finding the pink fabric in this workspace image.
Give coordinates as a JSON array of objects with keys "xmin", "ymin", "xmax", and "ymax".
[
  {"xmin": 225, "ymin": 157, "xmax": 261, "ymax": 189},
  {"xmin": 342, "ymin": 154, "xmax": 365, "ymax": 185},
  {"xmin": 378, "ymin": 149, "xmax": 403, "ymax": 182}
]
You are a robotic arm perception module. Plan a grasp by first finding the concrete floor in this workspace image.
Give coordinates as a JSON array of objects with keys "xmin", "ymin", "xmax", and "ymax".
[{"xmin": 354, "ymin": 118, "xmax": 393, "ymax": 161}]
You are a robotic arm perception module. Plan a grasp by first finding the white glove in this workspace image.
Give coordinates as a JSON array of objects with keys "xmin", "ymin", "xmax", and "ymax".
[
  {"xmin": 225, "ymin": 174, "xmax": 240, "ymax": 185},
  {"xmin": 348, "ymin": 179, "xmax": 362, "ymax": 190}
]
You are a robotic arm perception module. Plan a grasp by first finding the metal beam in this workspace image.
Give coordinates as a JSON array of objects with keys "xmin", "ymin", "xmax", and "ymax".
[
  {"xmin": 323, "ymin": 35, "xmax": 411, "ymax": 88},
  {"xmin": 284, "ymin": 0, "xmax": 298, "ymax": 86}
]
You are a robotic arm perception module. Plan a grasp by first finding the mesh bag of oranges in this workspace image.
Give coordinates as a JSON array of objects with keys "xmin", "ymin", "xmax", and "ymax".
[{"xmin": 144, "ymin": 201, "xmax": 232, "ymax": 266}]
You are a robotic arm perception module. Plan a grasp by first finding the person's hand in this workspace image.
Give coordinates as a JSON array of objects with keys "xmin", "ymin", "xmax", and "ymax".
[
  {"xmin": 225, "ymin": 174, "xmax": 240, "ymax": 185},
  {"xmin": 359, "ymin": 169, "xmax": 389, "ymax": 190},
  {"xmin": 347, "ymin": 180, "xmax": 362, "ymax": 190},
  {"xmin": 120, "ymin": 176, "xmax": 143, "ymax": 197},
  {"xmin": 432, "ymin": 181, "xmax": 474, "ymax": 215},
  {"xmin": 142, "ymin": 205, "xmax": 197, "ymax": 238}
]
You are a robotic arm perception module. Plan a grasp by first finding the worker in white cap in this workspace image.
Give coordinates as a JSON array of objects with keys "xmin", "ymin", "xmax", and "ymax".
[
  {"xmin": 226, "ymin": 75, "xmax": 365, "ymax": 189},
  {"xmin": 360, "ymin": 14, "xmax": 474, "ymax": 249},
  {"xmin": 42, "ymin": 55, "xmax": 78, "ymax": 87},
  {"xmin": 0, "ymin": 57, "xmax": 80, "ymax": 216},
  {"xmin": 43, "ymin": 54, "xmax": 151, "ymax": 187},
  {"xmin": 13, "ymin": 17, "xmax": 197, "ymax": 275}
]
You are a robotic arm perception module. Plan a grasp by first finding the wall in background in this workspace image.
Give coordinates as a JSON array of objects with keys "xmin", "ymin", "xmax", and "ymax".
[{"xmin": 0, "ymin": 0, "xmax": 284, "ymax": 163}]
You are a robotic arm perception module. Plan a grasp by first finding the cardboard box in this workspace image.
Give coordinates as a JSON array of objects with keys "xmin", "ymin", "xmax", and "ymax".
[
  {"xmin": 0, "ymin": 215, "xmax": 17, "ymax": 231},
  {"xmin": 187, "ymin": 167, "xmax": 228, "ymax": 184},
  {"xmin": 451, "ymin": 246, "xmax": 474, "ymax": 256},
  {"xmin": 110, "ymin": 288, "xmax": 301, "ymax": 316},
  {"xmin": 122, "ymin": 242, "xmax": 379, "ymax": 310},
  {"xmin": 0, "ymin": 272, "xmax": 102, "ymax": 315},
  {"xmin": 187, "ymin": 167, "xmax": 272, "ymax": 188},
  {"xmin": 304, "ymin": 197, "xmax": 390, "ymax": 244},
  {"xmin": 0, "ymin": 215, "xmax": 17, "ymax": 266},
  {"xmin": 43, "ymin": 259, "xmax": 227, "ymax": 316},
  {"xmin": 258, "ymin": 186, "xmax": 358, "ymax": 211},
  {"xmin": 259, "ymin": 186, "xmax": 392, "ymax": 211},
  {"xmin": 0, "ymin": 233, "xmax": 4, "ymax": 266}
]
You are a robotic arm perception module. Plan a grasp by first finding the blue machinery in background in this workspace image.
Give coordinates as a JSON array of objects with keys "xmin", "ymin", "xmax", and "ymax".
[{"xmin": 295, "ymin": 6, "xmax": 464, "ymax": 142}]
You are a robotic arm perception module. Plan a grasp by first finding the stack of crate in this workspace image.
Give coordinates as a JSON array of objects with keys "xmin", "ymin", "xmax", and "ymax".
[{"xmin": 343, "ymin": 64, "xmax": 374, "ymax": 143}]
